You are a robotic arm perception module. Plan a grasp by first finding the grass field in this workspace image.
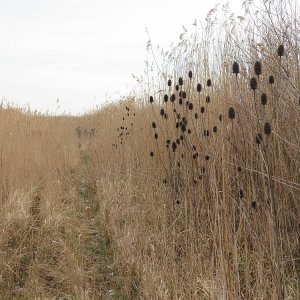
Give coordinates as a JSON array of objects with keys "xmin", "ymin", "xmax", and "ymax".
[{"xmin": 0, "ymin": 0, "xmax": 299, "ymax": 299}]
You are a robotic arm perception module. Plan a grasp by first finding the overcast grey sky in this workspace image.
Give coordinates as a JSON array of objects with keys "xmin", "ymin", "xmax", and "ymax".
[{"xmin": 0, "ymin": 0, "xmax": 241, "ymax": 114}]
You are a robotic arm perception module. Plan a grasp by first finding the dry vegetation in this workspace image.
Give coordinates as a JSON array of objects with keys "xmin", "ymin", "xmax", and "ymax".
[{"xmin": 0, "ymin": 0, "xmax": 299, "ymax": 299}]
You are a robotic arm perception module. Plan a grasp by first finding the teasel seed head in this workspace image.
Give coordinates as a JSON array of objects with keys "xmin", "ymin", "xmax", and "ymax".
[
  {"xmin": 197, "ymin": 83, "xmax": 202, "ymax": 92},
  {"xmin": 195, "ymin": 113, "xmax": 198, "ymax": 119},
  {"xmin": 175, "ymin": 84, "xmax": 179, "ymax": 91},
  {"xmin": 206, "ymin": 95, "xmax": 210, "ymax": 103},
  {"xmin": 232, "ymin": 62, "xmax": 240, "ymax": 75},
  {"xmin": 188, "ymin": 71, "xmax": 193, "ymax": 79},
  {"xmin": 251, "ymin": 201, "xmax": 257, "ymax": 209},
  {"xmin": 150, "ymin": 151, "xmax": 154, "ymax": 157},
  {"xmin": 166, "ymin": 139, "xmax": 171, "ymax": 145},
  {"xmin": 164, "ymin": 94, "xmax": 168, "ymax": 102},
  {"xmin": 261, "ymin": 93, "xmax": 267, "ymax": 105},
  {"xmin": 239, "ymin": 189, "xmax": 244, "ymax": 199},
  {"xmin": 193, "ymin": 153, "xmax": 198, "ymax": 159},
  {"xmin": 205, "ymin": 155, "xmax": 210, "ymax": 161},
  {"xmin": 228, "ymin": 107, "xmax": 235, "ymax": 119},
  {"xmin": 250, "ymin": 77, "xmax": 258, "ymax": 90},
  {"xmin": 254, "ymin": 61, "xmax": 262, "ymax": 77},
  {"xmin": 168, "ymin": 79, "xmax": 172, "ymax": 87},
  {"xmin": 170, "ymin": 94, "xmax": 176, "ymax": 102},
  {"xmin": 188, "ymin": 103, "xmax": 193, "ymax": 110},
  {"xmin": 264, "ymin": 122, "xmax": 272, "ymax": 135},
  {"xmin": 150, "ymin": 96, "xmax": 154, "ymax": 103},
  {"xmin": 154, "ymin": 133, "xmax": 158, "ymax": 139},
  {"xmin": 179, "ymin": 77, "xmax": 183, "ymax": 86},
  {"xmin": 213, "ymin": 125, "xmax": 217, "ymax": 133},
  {"xmin": 164, "ymin": 113, "xmax": 168, "ymax": 120},
  {"xmin": 179, "ymin": 98, "xmax": 183, "ymax": 105},
  {"xmin": 269, "ymin": 75, "xmax": 275, "ymax": 84},
  {"xmin": 277, "ymin": 44, "xmax": 284, "ymax": 57},
  {"xmin": 255, "ymin": 133, "xmax": 263, "ymax": 145},
  {"xmin": 181, "ymin": 124, "xmax": 186, "ymax": 132},
  {"xmin": 187, "ymin": 129, "xmax": 192, "ymax": 134},
  {"xmin": 172, "ymin": 142, "xmax": 177, "ymax": 152},
  {"xmin": 182, "ymin": 91, "xmax": 187, "ymax": 99},
  {"xmin": 160, "ymin": 108, "xmax": 165, "ymax": 116},
  {"xmin": 237, "ymin": 166, "xmax": 242, "ymax": 172},
  {"xmin": 152, "ymin": 121, "xmax": 156, "ymax": 128},
  {"xmin": 200, "ymin": 106, "xmax": 205, "ymax": 113},
  {"xmin": 180, "ymin": 135, "xmax": 184, "ymax": 140},
  {"xmin": 219, "ymin": 114, "xmax": 222, "ymax": 121},
  {"xmin": 176, "ymin": 138, "xmax": 180, "ymax": 144},
  {"xmin": 207, "ymin": 79, "xmax": 212, "ymax": 87}
]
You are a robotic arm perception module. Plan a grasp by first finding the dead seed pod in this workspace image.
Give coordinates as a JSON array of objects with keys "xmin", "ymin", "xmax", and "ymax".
[
  {"xmin": 277, "ymin": 44, "xmax": 284, "ymax": 57},
  {"xmin": 175, "ymin": 84, "xmax": 179, "ymax": 91},
  {"xmin": 239, "ymin": 189, "xmax": 244, "ymax": 199},
  {"xmin": 250, "ymin": 77, "xmax": 258, "ymax": 90},
  {"xmin": 188, "ymin": 71, "xmax": 193, "ymax": 79},
  {"xmin": 206, "ymin": 96, "xmax": 210, "ymax": 103},
  {"xmin": 269, "ymin": 75, "xmax": 275, "ymax": 85},
  {"xmin": 254, "ymin": 61, "xmax": 262, "ymax": 77},
  {"xmin": 188, "ymin": 103, "xmax": 193, "ymax": 110},
  {"xmin": 150, "ymin": 151, "xmax": 154, "ymax": 157},
  {"xmin": 197, "ymin": 83, "xmax": 202, "ymax": 92},
  {"xmin": 228, "ymin": 107, "xmax": 235, "ymax": 119},
  {"xmin": 172, "ymin": 142, "xmax": 177, "ymax": 152},
  {"xmin": 232, "ymin": 61, "xmax": 240, "ymax": 75},
  {"xmin": 164, "ymin": 94, "xmax": 169, "ymax": 102},
  {"xmin": 167, "ymin": 79, "xmax": 172, "ymax": 87},
  {"xmin": 181, "ymin": 124, "xmax": 186, "ymax": 132},
  {"xmin": 207, "ymin": 79, "xmax": 212, "ymax": 87},
  {"xmin": 152, "ymin": 122, "xmax": 156, "ymax": 128},
  {"xmin": 150, "ymin": 96, "xmax": 154, "ymax": 103},
  {"xmin": 255, "ymin": 133, "xmax": 263, "ymax": 145},
  {"xmin": 179, "ymin": 77, "xmax": 183, "ymax": 86},
  {"xmin": 200, "ymin": 106, "xmax": 205, "ymax": 113},
  {"xmin": 154, "ymin": 133, "xmax": 158, "ymax": 139},
  {"xmin": 264, "ymin": 122, "xmax": 272, "ymax": 135},
  {"xmin": 170, "ymin": 94, "xmax": 176, "ymax": 102},
  {"xmin": 160, "ymin": 108, "xmax": 165, "ymax": 116},
  {"xmin": 261, "ymin": 93, "xmax": 267, "ymax": 105}
]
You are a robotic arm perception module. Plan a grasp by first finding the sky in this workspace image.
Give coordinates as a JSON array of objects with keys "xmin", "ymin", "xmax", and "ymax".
[{"xmin": 0, "ymin": 0, "xmax": 242, "ymax": 115}]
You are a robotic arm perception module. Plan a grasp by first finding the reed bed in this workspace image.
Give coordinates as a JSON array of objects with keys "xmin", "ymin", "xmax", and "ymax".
[{"xmin": 0, "ymin": 0, "xmax": 299, "ymax": 298}]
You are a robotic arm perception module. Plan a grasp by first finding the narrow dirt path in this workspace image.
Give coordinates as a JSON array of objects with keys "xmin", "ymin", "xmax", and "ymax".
[{"xmin": 76, "ymin": 150, "xmax": 122, "ymax": 299}]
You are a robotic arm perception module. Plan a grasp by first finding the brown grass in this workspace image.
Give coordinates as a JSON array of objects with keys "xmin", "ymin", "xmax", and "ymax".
[{"xmin": 0, "ymin": 0, "xmax": 299, "ymax": 299}]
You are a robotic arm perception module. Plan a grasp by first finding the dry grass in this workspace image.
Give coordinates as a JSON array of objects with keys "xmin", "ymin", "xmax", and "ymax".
[{"xmin": 0, "ymin": 0, "xmax": 299, "ymax": 299}]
